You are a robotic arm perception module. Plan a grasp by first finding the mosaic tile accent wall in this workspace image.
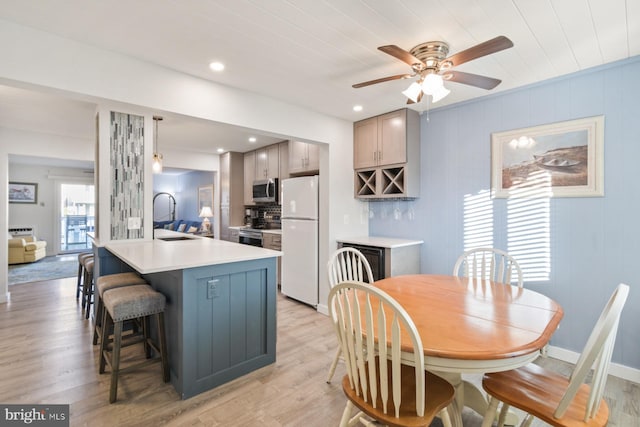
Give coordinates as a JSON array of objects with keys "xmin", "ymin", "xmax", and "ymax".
[{"xmin": 110, "ymin": 112, "xmax": 144, "ymax": 240}]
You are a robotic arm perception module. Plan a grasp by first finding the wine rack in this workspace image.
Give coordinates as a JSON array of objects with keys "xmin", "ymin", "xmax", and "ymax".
[{"xmin": 355, "ymin": 166, "xmax": 416, "ymax": 199}]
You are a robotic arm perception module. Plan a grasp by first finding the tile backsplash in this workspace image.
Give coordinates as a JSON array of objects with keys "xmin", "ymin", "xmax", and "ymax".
[{"xmin": 247, "ymin": 204, "xmax": 281, "ymax": 228}]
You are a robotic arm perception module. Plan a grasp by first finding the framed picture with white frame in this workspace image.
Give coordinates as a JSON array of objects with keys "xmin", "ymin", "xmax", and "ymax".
[{"xmin": 491, "ymin": 115, "xmax": 604, "ymax": 198}]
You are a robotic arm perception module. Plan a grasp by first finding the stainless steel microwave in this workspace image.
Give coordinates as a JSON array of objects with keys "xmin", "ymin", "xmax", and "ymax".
[{"xmin": 252, "ymin": 178, "xmax": 278, "ymax": 203}]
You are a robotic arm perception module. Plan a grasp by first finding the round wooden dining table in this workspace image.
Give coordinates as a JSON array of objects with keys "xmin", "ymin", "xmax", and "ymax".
[{"xmin": 372, "ymin": 274, "xmax": 564, "ymax": 427}]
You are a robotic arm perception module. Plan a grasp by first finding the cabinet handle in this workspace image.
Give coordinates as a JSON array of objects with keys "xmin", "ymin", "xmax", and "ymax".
[{"xmin": 378, "ymin": 150, "xmax": 382, "ymax": 162}]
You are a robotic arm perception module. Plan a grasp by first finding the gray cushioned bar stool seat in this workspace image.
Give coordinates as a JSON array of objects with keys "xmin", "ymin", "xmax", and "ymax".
[
  {"xmin": 99, "ymin": 284, "xmax": 169, "ymax": 403},
  {"xmin": 92, "ymin": 272, "xmax": 148, "ymax": 346},
  {"xmin": 76, "ymin": 252, "xmax": 93, "ymax": 300}
]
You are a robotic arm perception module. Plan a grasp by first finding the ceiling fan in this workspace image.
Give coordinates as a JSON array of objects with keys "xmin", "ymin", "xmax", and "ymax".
[{"xmin": 353, "ymin": 36, "xmax": 514, "ymax": 104}]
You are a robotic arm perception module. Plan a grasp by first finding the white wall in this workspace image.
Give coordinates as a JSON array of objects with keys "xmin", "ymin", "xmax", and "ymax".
[
  {"xmin": 1, "ymin": 126, "xmax": 93, "ymax": 302},
  {"xmin": 0, "ymin": 19, "xmax": 367, "ymax": 305},
  {"xmin": 8, "ymin": 163, "xmax": 61, "ymax": 255}
]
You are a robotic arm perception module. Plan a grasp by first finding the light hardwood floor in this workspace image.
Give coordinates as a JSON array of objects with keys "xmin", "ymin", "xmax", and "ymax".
[{"xmin": 0, "ymin": 277, "xmax": 637, "ymax": 426}]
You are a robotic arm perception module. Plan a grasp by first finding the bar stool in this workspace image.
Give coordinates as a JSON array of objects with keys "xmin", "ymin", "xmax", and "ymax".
[
  {"xmin": 76, "ymin": 252, "xmax": 93, "ymax": 299},
  {"xmin": 82, "ymin": 258, "xmax": 95, "ymax": 319},
  {"xmin": 99, "ymin": 284, "xmax": 169, "ymax": 403},
  {"xmin": 92, "ymin": 272, "xmax": 148, "ymax": 345}
]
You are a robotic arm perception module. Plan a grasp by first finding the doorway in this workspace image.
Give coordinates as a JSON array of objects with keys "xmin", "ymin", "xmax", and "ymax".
[{"xmin": 58, "ymin": 183, "xmax": 95, "ymax": 253}]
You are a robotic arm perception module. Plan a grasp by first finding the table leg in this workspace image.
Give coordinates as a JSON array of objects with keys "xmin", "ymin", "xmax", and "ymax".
[
  {"xmin": 463, "ymin": 379, "xmax": 519, "ymax": 426},
  {"xmin": 432, "ymin": 372, "xmax": 464, "ymax": 427},
  {"xmin": 432, "ymin": 374, "xmax": 519, "ymax": 426}
]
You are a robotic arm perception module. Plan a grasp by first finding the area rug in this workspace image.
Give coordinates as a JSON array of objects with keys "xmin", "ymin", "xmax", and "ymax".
[{"xmin": 8, "ymin": 255, "xmax": 78, "ymax": 285}]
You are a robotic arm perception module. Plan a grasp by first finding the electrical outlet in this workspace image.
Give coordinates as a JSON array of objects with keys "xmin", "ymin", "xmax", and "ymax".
[
  {"xmin": 207, "ymin": 279, "xmax": 220, "ymax": 299},
  {"xmin": 128, "ymin": 217, "xmax": 141, "ymax": 230}
]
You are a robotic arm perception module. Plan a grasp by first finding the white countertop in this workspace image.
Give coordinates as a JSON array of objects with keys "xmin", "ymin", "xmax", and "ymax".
[
  {"xmin": 336, "ymin": 236, "xmax": 424, "ymax": 249},
  {"xmin": 104, "ymin": 229, "xmax": 281, "ymax": 274}
]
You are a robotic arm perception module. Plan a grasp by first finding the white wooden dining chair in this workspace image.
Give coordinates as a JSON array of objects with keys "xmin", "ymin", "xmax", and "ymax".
[
  {"xmin": 328, "ymin": 281, "xmax": 455, "ymax": 427},
  {"xmin": 453, "ymin": 247, "xmax": 523, "ymax": 287},
  {"xmin": 326, "ymin": 247, "xmax": 374, "ymax": 383},
  {"xmin": 481, "ymin": 283, "xmax": 629, "ymax": 427}
]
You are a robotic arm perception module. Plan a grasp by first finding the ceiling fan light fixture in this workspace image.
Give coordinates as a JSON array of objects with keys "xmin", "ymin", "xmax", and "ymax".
[
  {"xmin": 421, "ymin": 73, "xmax": 444, "ymax": 94},
  {"xmin": 431, "ymin": 85, "xmax": 450, "ymax": 103},
  {"xmin": 421, "ymin": 73, "xmax": 450, "ymax": 103},
  {"xmin": 402, "ymin": 81, "xmax": 423, "ymax": 103}
]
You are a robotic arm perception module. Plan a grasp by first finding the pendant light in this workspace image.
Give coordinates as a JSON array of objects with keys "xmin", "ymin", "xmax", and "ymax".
[{"xmin": 152, "ymin": 115, "xmax": 163, "ymax": 174}]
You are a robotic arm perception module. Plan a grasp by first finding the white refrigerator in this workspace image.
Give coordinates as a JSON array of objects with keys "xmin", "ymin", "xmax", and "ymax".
[{"xmin": 281, "ymin": 175, "xmax": 319, "ymax": 306}]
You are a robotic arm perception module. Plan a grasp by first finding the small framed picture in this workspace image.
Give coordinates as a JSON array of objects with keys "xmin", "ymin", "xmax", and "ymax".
[
  {"xmin": 9, "ymin": 182, "xmax": 38, "ymax": 204},
  {"xmin": 198, "ymin": 185, "xmax": 213, "ymax": 213}
]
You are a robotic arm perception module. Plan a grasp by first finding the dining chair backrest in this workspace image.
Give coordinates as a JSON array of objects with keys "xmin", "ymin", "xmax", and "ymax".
[
  {"xmin": 554, "ymin": 283, "xmax": 629, "ymax": 420},
  {"xmin": 453, "ymin": 247, "xmax": 523, "ymax": 287},
  {"xmin": 327, "ymin": 247, "xmax": 375, "ymax": 287},
  {"xmin": 328, "ymin": 280, "xmax": 426, "ymax": 418}
]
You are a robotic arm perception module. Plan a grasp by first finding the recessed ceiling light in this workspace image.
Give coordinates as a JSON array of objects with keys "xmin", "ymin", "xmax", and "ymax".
[
  {"xmin": 353, "ymin": 105, "xmax": 363, "ymax": 112},
  {"xmin": 248, "ymin": 137, "xmax": 257, "ymax": 143},
  {"xmin": 217, "ymin": 148, "xmax": 224, "ymax": 153},
  {"xmin": 209, "ymin": 61, "xmax": 225, "ymax": 72}
]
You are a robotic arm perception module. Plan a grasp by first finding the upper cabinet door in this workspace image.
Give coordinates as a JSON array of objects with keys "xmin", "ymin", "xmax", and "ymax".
[
  {"xmin": 266, "ymin": 144, "xmax": 280, "ymax": 179},
  {"xmin": 378, "ymin": 109, "xmax": 406, "ymax": 166},
  {"xmin": 288, "ymin": 141, "xmax": 307, "ymax": 174},
  {"xmin": 255, "ymin": 148, "xmax": 268, "ymax": 179},
  {"xmin": 353, "ymin": 117, "xmax": 378, "ymax": 169},
  {"xmin": 306, "ymin": 143, "xmax": 319, "ymax": 172},
  {"xmin": 244, "ymin": 151, "xmax": 256, "ymax": 205}
]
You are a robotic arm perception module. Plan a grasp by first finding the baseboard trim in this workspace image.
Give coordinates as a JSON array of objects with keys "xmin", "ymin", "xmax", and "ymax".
[
  {"xmin": 547, "ymin": 345, "xmax": 640, "ymax": 384},
  {"xmin": 0, "ymin": 291, "xmax": 9, "ymax": 304},
  {"xmin": 316, "ymin": 303, "xmax": 328, "ymax": 316}
]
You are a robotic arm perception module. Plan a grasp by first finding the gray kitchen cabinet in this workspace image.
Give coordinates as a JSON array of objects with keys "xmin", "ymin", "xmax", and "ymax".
[
  {"xmin": 255, "ymin": 144, "xmax": 279, "ymax": 180},
  {"xmin": 353, "ymin": 108, "xmax": 420, "ymax": 199},
  {"xmin": 219, "ymin": 152, "xmax": 245, "ymax": 241},
  {"xmin": 262, "ymin": 232, "xmax": 281, "ymax": 285},
  {"xmin": 243, "ymin": 151, "xmax": 256, "ymax": 206},
  {"xmin": 278, "ymin": 141, "xmax": 289, "ymax": 204},
  {"xmin": 289, "ymin": 140, "xmax": 319, "ymax": 175},
  {"xmin": 354, "ymin": 109, "xmax": 408, "ymax": 169}
]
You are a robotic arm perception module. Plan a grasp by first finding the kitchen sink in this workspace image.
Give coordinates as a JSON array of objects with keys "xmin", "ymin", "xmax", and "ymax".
[{"xmin": 157, "ymin": 236, "xmax": 195, "ymax": 241}]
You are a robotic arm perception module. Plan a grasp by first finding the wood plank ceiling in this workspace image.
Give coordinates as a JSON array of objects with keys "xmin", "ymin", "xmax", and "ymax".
[{"xmin": 0, "ymin": 0, "xmax": 638, "ymax": 152}]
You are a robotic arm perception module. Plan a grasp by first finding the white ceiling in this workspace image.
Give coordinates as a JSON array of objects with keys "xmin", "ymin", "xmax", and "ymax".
[{"xmin": 1, "ymin": 0, "xmax": 638, "ymax": 159}]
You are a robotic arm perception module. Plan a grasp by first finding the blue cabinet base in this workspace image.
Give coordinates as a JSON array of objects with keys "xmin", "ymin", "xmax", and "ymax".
[{"xmin": 99, "ymin": 248, "xmax": 277, "ymax": 399}]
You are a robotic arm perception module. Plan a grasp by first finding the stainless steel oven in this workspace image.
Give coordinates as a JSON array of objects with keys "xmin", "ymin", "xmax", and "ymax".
[{"xmin": 238, "ymin": 228, "xmax": 263, "ymax": 247}]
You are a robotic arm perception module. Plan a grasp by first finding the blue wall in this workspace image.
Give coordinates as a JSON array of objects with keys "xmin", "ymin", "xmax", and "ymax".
[
  {"xmin": 370, "ymin": 56, "xmax": 640, "ymax": 370},
  {"xmin": 153, "ymin": 170, "xmax": 215, "ymax": 225}
]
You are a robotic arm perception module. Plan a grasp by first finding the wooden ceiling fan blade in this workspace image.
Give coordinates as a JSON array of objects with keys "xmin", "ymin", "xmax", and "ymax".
[
  {"xmin": 444, "ymin": 36, "xmax": 513, "ymax": 67},
  {"xmin": 445, "ymin": 71, "xmax": 502, "ymax": 90},
  {"xmin": 378, "ymin": 45, "xmax": 424, "ymax": 67},
  {"xmin": 352, "ymin": 74, "xmax": 413, "ymax": 88}
]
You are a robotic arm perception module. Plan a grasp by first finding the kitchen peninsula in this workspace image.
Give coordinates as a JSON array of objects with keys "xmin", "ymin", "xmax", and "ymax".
[{"xmin": 95, "ymin": 229, "xmax": 281, "ymax": 399}]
